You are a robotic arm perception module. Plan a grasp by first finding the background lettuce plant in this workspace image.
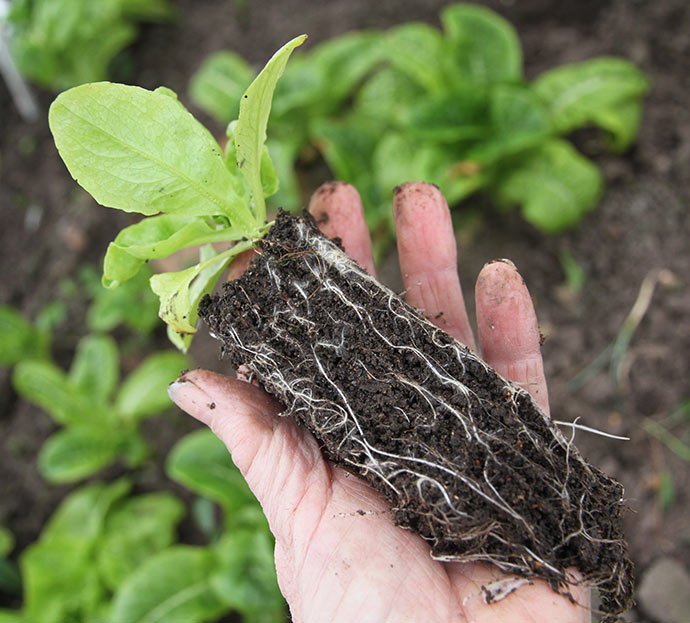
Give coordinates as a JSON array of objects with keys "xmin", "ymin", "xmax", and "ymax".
[
  {"xmin": 191, "ymin": 3, "xmax": 649, "ymax": 237},
  {"xmin": 3, "ymin": 0, "xmax": 173, "ymax": 92},
  {"xmin": 12, "ymin": 334, "xmax": 187, "ymax": 483},
  {"xmin": 0, "ymin": 439, "xmax": 283, "ymax": 623}
]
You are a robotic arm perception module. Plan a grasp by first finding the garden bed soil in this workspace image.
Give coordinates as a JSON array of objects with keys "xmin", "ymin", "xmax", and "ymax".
[{"xmin": 1, "ymin": 1, "xmax": 689, "ymax": 620}]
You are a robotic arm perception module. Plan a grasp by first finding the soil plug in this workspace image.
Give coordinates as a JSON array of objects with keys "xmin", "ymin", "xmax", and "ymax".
[{"xmin": 199, "ymin": 210, "xmax": 633, "ymax": 622}]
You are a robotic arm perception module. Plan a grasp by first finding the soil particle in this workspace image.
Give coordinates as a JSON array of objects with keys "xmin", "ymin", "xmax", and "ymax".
[{"xmin": 200, "ymin": 210, "xmax": 634, "ymax": 621}]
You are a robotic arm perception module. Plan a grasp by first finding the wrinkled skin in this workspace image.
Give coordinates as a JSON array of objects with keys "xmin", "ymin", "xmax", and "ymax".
[{"xmin": 169, "ymin": 182, "xmax": 591, "ymax": 623}]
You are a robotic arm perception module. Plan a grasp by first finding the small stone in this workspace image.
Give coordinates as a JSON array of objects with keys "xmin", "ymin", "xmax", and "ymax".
[{"xmin": 637, "ymin": 557, "xmax": 690, "ymax": 623}]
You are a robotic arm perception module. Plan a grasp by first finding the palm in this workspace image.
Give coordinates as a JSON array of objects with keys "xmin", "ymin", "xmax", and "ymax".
[{"xmin": 169, "ymin": 182, "xmax": 590, "ymax": 623}]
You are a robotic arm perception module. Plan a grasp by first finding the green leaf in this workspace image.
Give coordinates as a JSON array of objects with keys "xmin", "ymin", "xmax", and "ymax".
[
  {"xmin": 384, "ymin": 22, "xmax": 449, "ymax": 92},
  {"xmin": 494, "ymin": 139, "xmax": 603, "ymax": 233},
  {"xmin": 465, "ymin": 84, "xmax": 550, "ymax": 165},
  {"xmin": 102, "ymin": 213, "xmax": 245, "ymax": 288},
  {"xmin": 69, "ymin": 335, "xmax": 119, "ymax": 401},
  {"xmin": 589, "ymin": 98, "xmax": 644, "ymax": 152},
  {"xmin": 38, "ymin": 427, "xmax": 122, "ymax": 483},
  {"xmin": 354, "ymin": 67, "xmax": 422, "ymax": 126},
  {"xmin": 150, "ymin": 240, "xmax": 253, "ymax": 336},
  {"xmin": 12, "ymin": 360, "xmax": 92, "ymax": 426},
  {"xmin": 0, "ymin": 528, "xmax": 14, "ymax": 558},
  {"xmin": 235, "ymin": 34, "xmax": 307, "ymax": 225},
  {"xmin": 98, "ymin": 492, "xmax": 185, "ymax": 590},
  {"xmin": 166, "ymin": 429, "xmax": 257, "ymax": 514},
  {"xmin": 225, "ymin": 122, "xmax": 280, "ymax": 199},
  {"xmin": 49, "ymin": 83, "xmax": 255, "ymax": 229},
  {"xmin": 373, "ymin": 133, "xmax": 488, "ymax": 207},
  {"xmin": 42, "ymin": 479, "xmax": 131, "ymax": 542},
  {"xmin": 0, "ymin": 609, "xmax": 25, "ymax": 623},
  {"xmin": 189, "ymin": 50, "xmax": 255, "ymax": 124},
  {"xmin": 441, "ymin": 3, "xmax": 522, "ymax": 84},
  {"xmin": 115, "ymin": 351, "xmax": 188, "ymax": 420},
  {"xmin": 0, "ymin": 305, "xmax": 49, "ymax": 366},
  {"xmin": 210, "ymin": 531, "xmax": 283, "ymax": 617},
  {"xmin": 87, "ymin": 265, "xmax": 160, "ymax": 334},
  {"xmin": 531, "ymin": 57, "xmax": 649, "ymax": 138},
  {"xmin": 403, "ymin": 88, "xmax": 488, "ymax": 142},
  {"xmin": 110, "ymin": 546, "xmax": 226, "ymax": 623},
  {"xmin": 20, "ymin": 480, "xmax": 129, "ymax": 621}
]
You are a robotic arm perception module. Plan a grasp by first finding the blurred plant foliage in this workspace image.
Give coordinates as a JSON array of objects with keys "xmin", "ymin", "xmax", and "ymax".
[
  {"xmin": 11, "ymin": 333, "xmax": 187, "ymax": 483},
  {"xmin": 191, "ymin": 3, "xmax": 649, "ymax": 238},
  {"xmin": 0, "ymin": 442, "xmax": 283, "ymax": 623},
  {"xmin": 4, "ymin": 0, "xmax": 174, "ymax": 91}
]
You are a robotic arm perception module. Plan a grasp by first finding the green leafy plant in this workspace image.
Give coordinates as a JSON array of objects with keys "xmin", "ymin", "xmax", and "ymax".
[
  {"xmin": 12, "ymin": 334, "xmax": 187, "ymax": 482},
  {"xmin": 79, "ymin": 263, "xmax": 160, "ymax": 335},
  {"xmin": 4, "ymin": 0, "xmax": 174, "ymax": 91},
  {"xmin": 0, "ymin": 304, "xmax": 53, "ymax": 366},
  {"xmin": 191, "ymin": 3, "xmax": 649, "ymax": 236},
  {"xmin": 0, "ymin": 436, "xmax": 283, "ymax": 623},
  {"xmin": 50, "ymin": 34, "xmax": 307, "ymax": 351}
]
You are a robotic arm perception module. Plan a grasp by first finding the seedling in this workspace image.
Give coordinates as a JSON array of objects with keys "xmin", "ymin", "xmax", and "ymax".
[
  {"xmin": 50, "ymin": 34, "xmax": 633, "ymax": 621},
  {"xmin": 12, "ymin": 334, "xmax": 187, "ymax": 482}
]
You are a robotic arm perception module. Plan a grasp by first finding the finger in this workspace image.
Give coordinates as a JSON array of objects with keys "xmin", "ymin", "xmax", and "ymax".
[
  {"xmin": 226, "ymin": 247, "xmax": 259, "ymax": 280},
  {"xmin": 308, "ymin": 181, "xmax": 376, "ymax": 276},
  {"xmin": 393, "ymin": 182, "xmax": 476, "ymax": 350},
  {"xmin": 167, "ymin": 369, "xmax": 335, "ymax": 543},
  {"xmin": 474, "ymin": 260, "xmax": 550, "ymax": 415}
]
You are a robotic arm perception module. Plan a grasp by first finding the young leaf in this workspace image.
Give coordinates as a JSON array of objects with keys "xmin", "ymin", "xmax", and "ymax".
[
  {"xmin": 354, "ymin": 67, "xmax": 422, "ymax": 126},
  {"xmin": 189, "ymin": 50, "xmax": 255, "ymax": 123},
  {"xmin": 166, "ymin": 429, "xmax": 257, "ymax": 514},
  {"xmin": 110, "ymin": 547, "xmax": 226, "ymax": 623},
  {"xmin": 531, "ymin": 57, "xmax": 649, "ymax": 138},
  {"xmin": 102, "ymin": 213, "xmax": 246, "ymax": 288},
  {"xmin": 38, "ymin": 427, "xmax": 122, "ymax": 483},
  {"xmin": 97, "ymin": 492, "xmax": 185, "ymax": 590},
  {"xmin": 588, "ymin": 98, "xmax": 644, "ymax": 153},
  {"xmin": 44, "ymin": 479, "xmax": 131, "ymax": 542},
  {"xmin": 384, "ymin": 22, "xmax": 449, "ymax": 93},
  {"xmin": 49, "ymin": 83, "xmax": 255, "ymax": 228},
  {"xmin": 234, "ymin": 34, "xmax": 307, "ymax": 225},
  {"xmin": 403, "ymin": 88, "xmax": 488, "ymax": 142},
  {"xmin": 115, "ymin": 351, "xmax": 188, "ymax": 420},
  {"xmin": 210, "ymin": 531, "xmax": 284, "ymax": 618},
  {"xmin": 68, "ymin": 335, "xmax": 119, "ymax": 402},
  {"xmin": 12, "ymin": 360, "xmax": 92, "ymax": 426},
  {"xmin": 150, "ymin": 241, "xmax": 253, "ymax": 337},
  {"xmin": 86, "ymin": 265, "xmax": 160, "ymax": 334},
  {"xmin": 465, "ymin": 84, "xmax": 550, "ymax": 165},
  {"xmin": 441, "ymin": 3, "xmax": 523, "ymax": 84},
  {"xmin": 494, "ymin": 138, "xmax": 603, "ymax": 233},
  {"xmin": 0, "ymin": 306, "xmax": 49, "ymax": 366}
]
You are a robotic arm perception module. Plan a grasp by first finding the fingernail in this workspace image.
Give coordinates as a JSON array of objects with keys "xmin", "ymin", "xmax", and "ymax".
[{"xmin": 485, "ymin": 258, "xmax": 518, "ymax": 271}]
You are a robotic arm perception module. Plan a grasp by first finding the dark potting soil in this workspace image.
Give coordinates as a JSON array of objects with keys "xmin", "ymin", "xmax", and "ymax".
[{"xmin": 200, "ymin": 210, "xmax": 633, "ymax": 621}]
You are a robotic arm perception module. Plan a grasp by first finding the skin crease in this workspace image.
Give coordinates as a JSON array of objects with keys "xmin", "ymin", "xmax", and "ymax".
[{"xmin": 168, "ymin": 182, "xmax": 591, "ymax": 623}]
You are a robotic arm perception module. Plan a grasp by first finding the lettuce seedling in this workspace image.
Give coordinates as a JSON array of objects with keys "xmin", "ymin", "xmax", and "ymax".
[
  {"xmin": 12, "ymin": 335, "xmax": 187, "ymax": 482},
  {"xmin": 50, "ymin": 35, "xmax": 307, "ymax": 351}
]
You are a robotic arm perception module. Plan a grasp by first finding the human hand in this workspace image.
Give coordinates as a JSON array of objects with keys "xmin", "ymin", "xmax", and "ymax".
[{"xmin": 168, "ymin": 182, "xmax": 590, "ymax": 623}]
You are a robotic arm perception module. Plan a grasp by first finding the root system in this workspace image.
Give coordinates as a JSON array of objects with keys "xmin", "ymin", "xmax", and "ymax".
[{"xmin": 199, "ymin": 210, "xmax": 633, "ymax": 621}]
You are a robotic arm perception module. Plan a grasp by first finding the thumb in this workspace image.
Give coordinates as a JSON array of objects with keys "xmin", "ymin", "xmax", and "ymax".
[{"xmin": 168, "ymin": 369, "xmax": 333, "ymax": 543}]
